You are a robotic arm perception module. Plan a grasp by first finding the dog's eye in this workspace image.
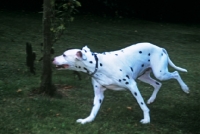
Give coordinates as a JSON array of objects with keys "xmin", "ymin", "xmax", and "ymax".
[{"xmin": 63, "ymin": 54, "xmax": 66, "ymax": 57}]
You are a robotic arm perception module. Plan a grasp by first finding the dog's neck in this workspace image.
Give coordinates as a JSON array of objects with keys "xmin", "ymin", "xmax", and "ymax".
[
  {"xmin": 75, "ymin": 53, "xmax": 99, "ymax": 77},
  {"xmin": 91, "ymin": 53, "xmax": 99, "ymax": 75}
]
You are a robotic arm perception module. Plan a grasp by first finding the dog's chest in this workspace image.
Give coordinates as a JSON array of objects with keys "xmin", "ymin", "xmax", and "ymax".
[{"xmin": 93, "ymin": 72, "xmax": 127, "ymax": 90}]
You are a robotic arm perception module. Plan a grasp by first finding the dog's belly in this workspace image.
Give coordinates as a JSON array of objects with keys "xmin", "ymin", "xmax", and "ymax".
[
  {"xmin": 93, "ymin": 73, "xmax": 127, "ymax": 91},
  {"xmin": 104, "ymin": 84, "xmax": 126, "ymax": 91}
]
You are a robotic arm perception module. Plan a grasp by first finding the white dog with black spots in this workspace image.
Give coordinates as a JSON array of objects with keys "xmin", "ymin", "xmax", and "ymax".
[{"xmin": 52, "ymin": 42, "xmax": 189, "ymax": 124}]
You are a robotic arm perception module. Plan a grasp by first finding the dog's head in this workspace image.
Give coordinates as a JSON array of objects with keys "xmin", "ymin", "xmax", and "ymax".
[{"xmin": 52, "ymin": 46, "xmax": 96, "ymax": 72}]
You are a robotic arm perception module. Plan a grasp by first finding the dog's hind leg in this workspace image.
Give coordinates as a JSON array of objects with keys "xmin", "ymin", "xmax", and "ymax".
[
  {"xmin": 138, "ymin": 69, "xmax": 162, "ymax": 104},
  {"xmin": 155, "ymin": 70, "xmax": 189, "ymax": 93},
  {"xmin": 151, "ymin": 52, "xmax": 189, "ymax": 93},
  {"xmin": 76, "ymin": 78, "xmax": 106, "ymax": 124}
]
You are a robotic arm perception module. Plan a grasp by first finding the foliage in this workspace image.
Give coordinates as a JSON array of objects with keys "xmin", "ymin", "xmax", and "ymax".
[{"xmin": 50, "ymin": 0, "xmax": 81, "ymax": 43}]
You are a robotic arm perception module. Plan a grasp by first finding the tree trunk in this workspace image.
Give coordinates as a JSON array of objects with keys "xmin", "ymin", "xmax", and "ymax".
[{"xmin": 40, "ymin": 0, "xmax": 56, "ymax": 96}]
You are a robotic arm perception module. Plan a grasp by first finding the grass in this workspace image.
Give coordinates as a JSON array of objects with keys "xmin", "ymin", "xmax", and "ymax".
[{"xmin": 0, "ymin": 10, "xmax": 200, "ymax": 134}]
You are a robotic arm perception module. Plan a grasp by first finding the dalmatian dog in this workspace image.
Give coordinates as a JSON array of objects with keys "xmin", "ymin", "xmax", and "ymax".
[{"xmin": 52, "ymin": 42, "xmax": 189, "ymax": 124}]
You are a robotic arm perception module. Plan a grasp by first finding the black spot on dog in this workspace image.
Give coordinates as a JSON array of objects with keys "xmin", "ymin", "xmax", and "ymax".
[
  {"xmin": 141, "ymin": 64, "xmax": 144, "ymax": 67},
  {"xmin": 141, "ymin": 102, "xmax": 144, "ymax": 105},
  {"xmin": 100, "ymin": 63, "xmax": 103, "ymax": 66},
  {"xmin": 148, "ymin": 59, "xmax": 150, "ymax": 62},
  {"xmin": 156, "ymin": 82, "xmax": 160, "ymax": 85},
  {"xmin": 139, "ymin": 51, "xmax": 142, "ymax": 54},
  {"xmin": 84, "ymin": 67, "xmax": 90, "ymax": 74},
  {"xmin": 115, "ymin": 54, "xmax": 118, "ymax": 56},
  {"xmin": 99, "ymin": 99, "xmax": 102, "ymax": 103},
  {"xmin": 123, "ymin": 79, "xmax": 126, "ymax": 81},
  {"xmin": 148, "ymin": 53, "xmax": 151, "ymax": 56},
  {"xmin": 120, "ymin": 69, "xmax": 122, "ymax": 71},
  {"xmin": 119, "ymin": 79, "xmax": 121, "ymax": 82},
  {"xmin": 160, "ymin": 70, "xmax": 162, "ymax": 72},
  {"xmin": 125, "ymin": 82, "xmax": 129, "ymax": 84},
  {"xmin": 95, "ymin": 85, "xmax": 98, "ymax": 87},
  {"xmin": 126, "ymin": 75, "xmax": 130, "ymax": 79},
  {"xmin": 78, "ymin": 66, "xmax": 81, "ymax": 68},
  {"xmin": 130, "ymin": 67, "xmax": 133, "ymax": 72},
  {"xmin": 134, "ymin": 92, "xmax": 137, "ymax": 96},
  {"xmin": 161, "ymin": 53, "xmax": 163, "ymax": 56},
  {"xmin": 84, "ymin": 50, "xmax": 87, "ymax": 53},
  {"xmin": 89, "ymin": 61, "xmax": 93, "ymax": 64},
  {"xmin": 121, "ymin": 50, "xmax": 124, "ymax": 52}
]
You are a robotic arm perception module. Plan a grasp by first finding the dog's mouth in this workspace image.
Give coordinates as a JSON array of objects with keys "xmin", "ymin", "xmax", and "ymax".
[{"xmin": 55, "ymin": 64, "xmax": 69, "ymax": 69}]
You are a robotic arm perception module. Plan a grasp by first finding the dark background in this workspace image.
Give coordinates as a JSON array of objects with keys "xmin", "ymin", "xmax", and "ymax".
[{"xmin": 1, "ymin": 0, "xmax": 200, "ymax": 22}]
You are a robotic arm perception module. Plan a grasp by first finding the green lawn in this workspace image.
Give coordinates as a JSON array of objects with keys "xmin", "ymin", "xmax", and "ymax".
[{"xmin": 0, "ymin": 10, "xmax": 200, "ymax": 134}]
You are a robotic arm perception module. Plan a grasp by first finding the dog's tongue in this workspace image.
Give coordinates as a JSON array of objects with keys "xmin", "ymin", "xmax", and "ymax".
[
  {"xmin": 56, "ymin": 64, "xmax": 69, "ymax": 69},
  {"xmin": 63, "ymin": 65, "xmax": 69, "ymax": 68},
  {"xmin": 56, "ymin": 65, "xmax": 63, "ymax": 68}
]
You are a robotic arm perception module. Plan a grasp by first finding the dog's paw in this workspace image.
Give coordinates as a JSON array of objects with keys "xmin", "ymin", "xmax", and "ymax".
[
  {"xmin": 76, "ymin": 117, "xmax": 93, "ymax": 124},
  {"xmin": 181, "ymin": 85, "xmax": 189, "ymax": 94},
  {"xmin": 147, "ymin": 97, "xmax": 156, "ymax": 104},
  {"xmin": 76, "ymin": 119, "xmax": 87, "ymax": 124},
  {"xmin": 140, "ymin": 119, "xmax": 150, "ymax": 124}
]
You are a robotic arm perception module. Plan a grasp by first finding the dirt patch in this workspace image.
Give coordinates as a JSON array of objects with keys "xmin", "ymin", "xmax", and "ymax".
[{"xmin": 55, "ymin": 84, "xmax": 74, "ymax": 97}]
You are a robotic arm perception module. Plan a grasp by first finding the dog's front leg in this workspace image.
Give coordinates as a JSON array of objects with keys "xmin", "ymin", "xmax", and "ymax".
[
  {"xmin": 76, "ymin": 78, "xmax": 106, "ymax": 124},
  {"xmin": 128, "ymin": 80, "xmax": 150, "ymax": 124}
]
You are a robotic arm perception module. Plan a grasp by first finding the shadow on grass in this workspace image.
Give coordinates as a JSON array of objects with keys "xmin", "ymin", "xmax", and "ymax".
[{"xmin": 150, "ymin": 97, "xmax": 200, "ymax": 134}]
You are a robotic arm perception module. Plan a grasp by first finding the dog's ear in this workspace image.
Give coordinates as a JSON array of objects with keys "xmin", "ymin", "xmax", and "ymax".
[
  {"xmin": 76, "ymin": 51, "xmax": 87, "ymax": 60},
  {"xmin": 82, "ymin": 46, "xmax": 90, "ymax": 52}
]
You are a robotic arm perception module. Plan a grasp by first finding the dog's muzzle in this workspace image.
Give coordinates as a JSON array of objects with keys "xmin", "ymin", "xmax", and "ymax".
[
  {"xmin": 52, "ymin": 59, "xmax": 69, "ymax": 69},
  {"xmin": 55, "ymin": 64, "xmax": 69, "ymax": 69}
]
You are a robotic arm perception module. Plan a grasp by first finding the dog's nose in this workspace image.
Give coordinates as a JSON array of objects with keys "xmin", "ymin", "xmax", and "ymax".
[{"xmin": 52, "ymin": 58, "xmax": 56, "ymax": 64}]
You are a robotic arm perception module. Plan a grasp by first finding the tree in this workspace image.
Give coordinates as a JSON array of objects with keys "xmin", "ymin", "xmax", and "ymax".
[
  {"xmin": 40, "ymin": 0, "xmax": 55, "ymax": 96},
  {"xmin": 40, "ymin": 0, "xmax": 81, "ymax": 96}
]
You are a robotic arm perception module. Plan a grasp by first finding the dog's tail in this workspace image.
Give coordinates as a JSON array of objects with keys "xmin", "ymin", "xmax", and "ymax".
[
  {"xmin": 168, "ymin": 58, "xmax": 187, "ymax": 72},
  {"xmin": 163, "ymin": 49, "xmax": 188, "ymax": 72}
]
